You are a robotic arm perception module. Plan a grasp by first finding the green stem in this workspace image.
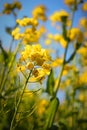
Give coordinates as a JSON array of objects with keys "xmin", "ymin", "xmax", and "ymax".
[
  {"xmin": 54, "ymin": 8, "xmax": 75, "ymax": 96},
  {"xmin": 10, "ymin": 70, "xmax": 32, "ymax": 130},
  {"xmin": 0, "ymin": 43, "xmax": 21, "ymax": 93}
]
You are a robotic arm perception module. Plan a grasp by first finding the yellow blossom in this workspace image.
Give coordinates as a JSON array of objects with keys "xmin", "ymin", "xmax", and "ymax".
[
  {"xmin": 79, "ymin": 17, "xmax": 87, "ymax": 29},
  {"xmin": 82, "ymin": 2, "xmax": 87, "ymax": 11},
  {"xmin": 79, "ymin": 71, "xmax": 87, "ymax": 85},
  {"xmin": 50, "ymin": 10, "xmax": 69, "ymax": 23},
  {"xmin": 26, "ymin": 62, "xmax": 34, "ymax": 70},
  {"xmin": 53, "ymin": 34, "xmax": 60, "ymax": 42},
  {"xmin": 45, "ymin": 39, "xmax": 51, "ymax": 45},
  {"xmin": 37, "ymin": 99, "xmax": 49, "ymax": 115},
  {"xmin": 59, "ymin": 35, "xmax": 67, "ymax": 48},
  {"xmin": 32, "ymin": 5, "xmax": 47, "ymax": 21},
  {"xmin": 64, "ymin": 0, "xmax": 75, "ymax": 6},
  {"xmin": 69, "ymin": 28, "xmax": 84, "ymax": 43},
  {"xmin": 18, "ymin": 44, "xmax": 51, "ymax": 83},
  {"xmin": 16, "ymin": 18, "xmax": 38, "ymax": 27},
  {"xmin": 51, "ymin": 58, "xmax": 63, "ymax": 67},
  {"xmin": 47, "ymin": 33, "xmax": 53, "ymax": 39},
  {"xmin": 3, "ymin": 1, "xmax": 22, "ymax": 15},
  {"xmin": 77, "ymin": 47, "xmax": 87, "ymax": 56}
]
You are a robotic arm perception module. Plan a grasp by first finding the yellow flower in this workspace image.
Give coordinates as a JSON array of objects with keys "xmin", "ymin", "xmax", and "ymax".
[
  {"xmin": 77, "ymin": 47, "xmax": 87, "ymax": 56},
  {"xmin": 32, "ymin": 5, "xmax": 47, "ymax": 21},
  {"xmin": 51, "ymin": 58, "xmax": 63, "ymax": 67},
  {"xmin": 47, "ymin": 33, "xmax": 53, "ymax": 39},
  {"xmin": 79, "ymin": 17, "xmax": 87, "ymax": 29},
  {"xmin": 53, "ymin": 34, "xmax": 60, "ymax": 42},
  {"xmin": 82, "ymin": 2, "xmax": 87, "ymax": 11},
  {"xmin": 29, "ymin": 69, "xmax": 46, "ymax": 83},
  {"xmin": 45, "ymin": 39, "xmax": 51, "ymax": 45},
  {"xmin": 69, "ymin": 28, "xmax": 84, "ymax": 43},
  {"xmin": 12, "ymin": 27, "xmax": 23, "ymax": 40},
  {"xmin": 79, "ymin": 71, "xmax": 87, "ymax": 85},
  {"xmin": 59, "ymin": 35, "xmax": 67, "ymax": 48},
  {"xmin": 26, "ymin": 62, "xmax": 34, "ymax": 70},
  {"xmin": 39, "ymin": 25, "xmax": 46, "ymax": 34},
  {"xmin": 3, "ymin": 1, "xmax": 22, "ymax": 15},
  {"xmin": 18, "ymin": 44, "xmax": 51, "ymax": 83},
  {"xmin": 64, "ymin": 0, "xmax": 75, "ymax": 6},
  {"xmin": 37, "ymin": 99, "xmax": 49, "ymax": 115},
  {"xmin": 50, "ymin": 10, "xmax": 69, "ymax": 23},
  {"xmin": 16, "ymin": 18, "xmax": 38, "ymax": 27}
]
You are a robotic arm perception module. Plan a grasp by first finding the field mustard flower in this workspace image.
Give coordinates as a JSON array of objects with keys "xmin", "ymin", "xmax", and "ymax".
[
  {"xmin": 3, "ymin": 1, "xmax": 22, "ymax": 14},
  {"xmin": 12, "ymin": 17, "xmax": 41, "ymax": 44},
  {"xmin": 64, "ymin": 0, "xmax": 75, "ymax": 6},
  {"xmin": 69, "ymin": 28, "xmax": 84, "ymax": 43},
  {"xmin": 79, "ymin": 18, "xmax": 87, "ymax": 29},
  {"xmin": 18, "ymin": 44, "xmax": 51, "ymax": 83},
  {"xmin": 32, "ymin": 5, "xmax": 47, "ymax": 21},
  {"xmin": 82, "ymin": 2, "xmax": 87, "ymax": 11},
  {"xmin": 50, "ymin": 10, "xmax": 69, "ymax": 23}
]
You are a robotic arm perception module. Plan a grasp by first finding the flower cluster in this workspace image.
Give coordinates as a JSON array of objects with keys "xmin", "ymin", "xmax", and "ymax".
[
  {"xmin": 79, "ymin": 17, "xmax": 87, "ymax": 29},
  {"xmin": 2, "ymin": 1, "xmax": 22, "ymax": 14},
  {"xmin": 45, "ymin": 33, "xmax": 67, "ymax": 48},
  {"xmin": 50, "ymin": 10, "xmax": 69, "ymax": 23},
  {"xmin": 12, "ymin": 17, "xmax": 42, "ymax": 44},
  {"xmin": 64, "ymin": 0, "xmax": 75, "ymax": 6},
  {"xmin": 82, "ymin": 2, "xmax": 87, "ymax": 11},
  {"xmin": 32, "ymin": 5, "xmax": 47, "ymax": 21},
  {"xmin": 69, "ymin": 28, "xmax": 84, "ymax": 43},
  {"xmin": 17, "ymin": 44, "xmax": 51, "ymax": 83}
]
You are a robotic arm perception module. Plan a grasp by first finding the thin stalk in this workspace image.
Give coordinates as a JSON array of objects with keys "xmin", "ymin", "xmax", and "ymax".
[
  {"xmin": 0, "ymin": 42, "xmax": 21, "ymax": 93},
  {"xmin": 54, "ymin": 8, "xmax": 75, "ymax": 96},
  {"xmin": 10, "ymin": 70, "xmax": 32, "ymax": 130}
]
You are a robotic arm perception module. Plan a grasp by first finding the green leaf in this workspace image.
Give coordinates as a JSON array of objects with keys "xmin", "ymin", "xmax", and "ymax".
[
  {"xmin": 46, "ymin": 69, "xmax": 55, "ymax": 96},
  {"xmin": 45, "ymin": 97, "xmax": 59, "ymax": 130}
]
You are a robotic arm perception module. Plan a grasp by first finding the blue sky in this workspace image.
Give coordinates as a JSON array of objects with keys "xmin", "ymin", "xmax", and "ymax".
[{"xmin": 0, "ymin": 0, "xmax": 86, "ymax": 49}]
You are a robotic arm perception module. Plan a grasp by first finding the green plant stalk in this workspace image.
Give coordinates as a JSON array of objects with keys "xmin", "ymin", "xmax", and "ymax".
[
  {"xmin": 46, "ymin": 4, "xmax": 76, "ymax": 129},
  {"xmin": 10, "ymin": 70, "xmax": 32, "ymax": 130},
  {"xmin": 0, "ymin": 42, "xmax": 21, "ymax": 93},
  {"xmin": 55, "ymin": 6, "xmax": 75, "ymax": 96}
]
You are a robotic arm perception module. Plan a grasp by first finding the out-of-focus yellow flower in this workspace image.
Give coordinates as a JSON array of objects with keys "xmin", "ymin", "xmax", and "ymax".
[
  {"xmin": 12, "ymin": 27, "xmax": 23, "ymax": 40},
  {"xmin": 82, "ymin": 2, "xmax": 87, "ymax": 11},
  {"xmin": 60, "ymin": 79, "xmax": 71, "ymax": 90},
  {"xmin": 53, "ymin": 34, "xmax": 60, "ymax": 42},
  {"xmin": 64, "ymin": 0, "xmax": 75, "ymax": 6},
  {"xmin": 12, "ymin": 18, "xmax": 41, "ymax": 44},
  {"xmin": 16, "ymin": 18, "xmax": 38, "ymax": 27},
  {"xmin": 47, "ymin": 33, "xmax": 53, "ymax": 39},
  {"xmin": 50, "ymin": 10, "xmax": 69, "ymax": 23},
  {"xmin": 37, "ymin": 99, "xmax": 49, "ymax": 115},
  {"xmin": 39, "ymin": 25, "xmax": 46, "ymax": 34},
  {"xmin": 63, "ymin": 65, "xmax": 78, "ymax": 76},
  {"xmin": 45, "ymin": 39, "xmax": 51, "ymax": 45},
  {"xmin": 77, "ymin": 47, "xmax": 87, "ymax": 56},
  {"xmin": 59, "ymin": 35, "xmax": 67, "ymax": 48},
  {"xmin": 69, "ymin": 28, "xmax": 84, "ymax": 43},
  {"xmin": 79, "ymin": 71, "xmax": 87, "ymax": 85},
  {"xmin": 32, "ymin": 5, "xmax": 47, "ymax": 21},
  {"xmin": 23, "ymin": 29, "xmax": 40, "ymax": 44},
  {"xmin": 3, "ymin": 1, "xmax": 22, "ymax": 15},
  {"xmin": 51, "ymin": 58, "xmax": 63, "ymax": 67},
  {"xmin": 79, "ymin": 17, "xmax": 87, "ymax": 29},
  {"xmin": 79, "ymin": 92, "xmax": 87, "ymax": 102}
]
